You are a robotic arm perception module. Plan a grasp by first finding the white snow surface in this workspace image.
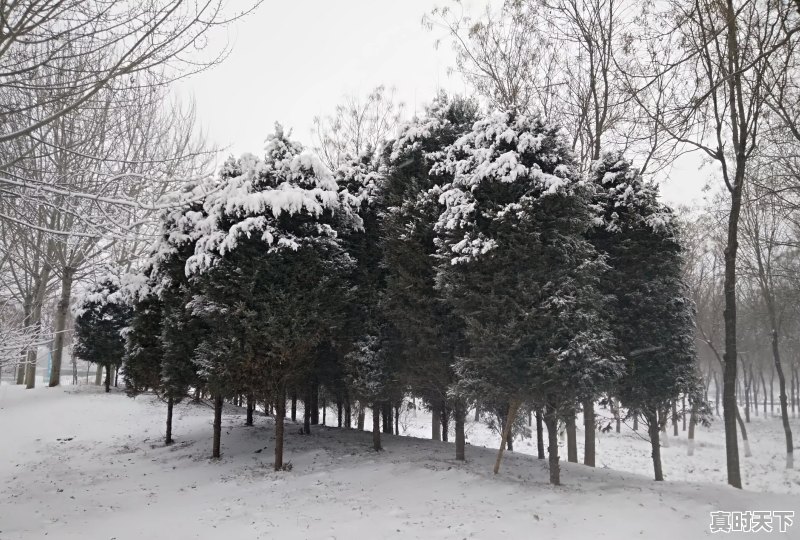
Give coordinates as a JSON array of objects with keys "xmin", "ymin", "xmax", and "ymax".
[{"xmin": 1, "ymin": 385, "xmax": 798, "ymax": 539}]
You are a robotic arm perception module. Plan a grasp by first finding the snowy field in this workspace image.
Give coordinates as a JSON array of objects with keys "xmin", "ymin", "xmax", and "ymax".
[{"xmin": 1, "ymin": 385, "xmax": 798, "ymax": 539}]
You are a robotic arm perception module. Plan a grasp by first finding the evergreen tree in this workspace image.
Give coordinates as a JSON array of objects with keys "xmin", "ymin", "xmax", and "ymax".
[
  {"xmin": 433, "ymin": 112, "xmax": 623, "ymax": 484},
  {"xmin": 74, "ymin": 278, "xmax": 132, "ymax": 393},
  {"xmin": 588, "ymin": 153, "xmax": 704, "ymax": 481},
  {"xmin": 380, "ymin": 93, "xmax": 479, "ymax": 458},
  {"xmin": 187, "ymin": 126, "xmax": 357, "ymax": 466},
  {"xmin": 336, "ymin": 151, "xmax": 395, "ymax": 449}
]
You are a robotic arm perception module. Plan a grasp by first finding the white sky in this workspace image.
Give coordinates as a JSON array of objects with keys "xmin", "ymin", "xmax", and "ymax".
[{"xmin": 179, "ymin": 0, "xmax": 710, "ymax": 209}]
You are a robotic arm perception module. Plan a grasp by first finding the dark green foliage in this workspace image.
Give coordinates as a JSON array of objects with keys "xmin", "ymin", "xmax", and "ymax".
[
  {"xmin": 379, "ymin": 93, "xmax": 479, "ymax": 422},
  {"xmin": 123, "ymin": 292, "xmax": 163, "ymax": 396},
  {"xmin": 589, "ymin": 153, "xmax": 703, "ymax": 421},
  {"xmin": 74, "ymin": 279, "xmax": 132, "ymax": 391}
]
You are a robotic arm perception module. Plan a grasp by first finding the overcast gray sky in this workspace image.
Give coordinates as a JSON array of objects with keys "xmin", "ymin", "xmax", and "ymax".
[{"xmin": 180, "ymin": 0, "xmax": 709, "ymax": 209}]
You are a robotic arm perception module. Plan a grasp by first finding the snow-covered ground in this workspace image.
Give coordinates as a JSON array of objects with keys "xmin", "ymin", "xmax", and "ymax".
[
  {"xmin": 396, "ymin": 401, "xmax": 800, "ymax": 495},
  {"xmin": 1, "ymin": 385, "xmax": 797, "ymax": 539}
]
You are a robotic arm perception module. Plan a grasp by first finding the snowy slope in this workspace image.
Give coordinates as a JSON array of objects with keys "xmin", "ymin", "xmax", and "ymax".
[{"xmin": 0, "ymin": 385, "xmax": 797, "ymax": 540}]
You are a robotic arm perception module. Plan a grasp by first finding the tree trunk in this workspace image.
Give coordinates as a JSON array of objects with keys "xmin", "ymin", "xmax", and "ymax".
[
  {"xmin": 474, "ymin": 402, "xmax": 481, "ymax": 422},
  {"xmin": 291, "ymin": 392, "xmax": 297, "ymax": 422},
  {"xmin": 454, "ymin": 402, "xmax": 466, "ymax": 461},
  {"xmin": 382, "ymin": 401, "xmax": 392, "ymax": 434},
  {"xmin": 583, "ymin": 399, "xmax": 595, "ymax": 467},
  {"xmin": 734, "ymin": 406, "xmax": 752, "ymax": 457},
  {"xmin": 535, "ymin": 407, "xmax": 545, "ymax": 459},
  {"xmin": 493, "ymin": 400, "xmax": 520, "ymax": 475},
  {"xmin": 166, "ymin": 396, "xmax": 174, "ymax": 445},
  {"xmin": 310, "ymin": 381, "xmax": 319, "ymax": 425},
  {"xmin": 94, "ymin": 364, "xmax": 103, "ymax": 386},
  {"xmin": 713, "ymin": 371, "xmax": 720, "ymax": 416},
  {"xmin": 771, "ymin": 329, "xmax": 793, "ymax": 468},
  {"xmin": 771, "ymin": 373, "xmax": 775, "ymax": 414},
  {"xmin": 744, "ymin": 368, "xmax": 751, "ymax": 423},
  {"xmin": 721, "ymin": 173, "xmax": 744, "ymax": 489},
  {"xmin": 633, "ymin": 414, "xmax": 638, "ymax": 431},
  {"xmin": 357, "ymin": 403, "xmax": 365, "ymax": 430},
  {"xmin": 647, "ymin": 410, "xmax": 664, "ymax": 481},
  {"xmin": 49, "ymin": 267, "xmax": 75, "ymax": 387},
  {"xmin": 212, "ymin": 394, "xmax": 223, "ymax": 458},
  {"xmin": 345, "ymin": 398, "xmax": 351, "ymax": 428},
  {"xmin": 372, "ymin": 403, "xmax": 382, "ymax": 451},
  {"xmin": 543, "ymin": 404, "xmax": 560, "ymax": 485},
  {"xmin": 566, "ymin": 413, "xmax": 577, "ymax": 463},
  {"xmin": 431, "ymin": 403, "xmax": 441, "ymax": 441},
  {"xmin": 246, "ymin": 394, "xmax": 254, "ymax": 426},
  {"xmin": 303, "ymin": 385, "xmax": 311, "ymax": 435},
  {"xmin": 15, "ymin": 296, "xmax": 31, "ymax": 385},
  {"xmin": 104, "ymin": 364, "xmax": 111, "ymax": 393},
  {"xmin": 25, "ymin": 263, "xmax": 52, "ymax": 389},
  {"xmin": 337, "ymin": 398, "xmax": 343, "ymax": 428},
  {"xmin": 322, "ymin": 397, "xmax": 326, "ymax": 426},
  {"xmin": 440, "ymin": 405, "xmax": 449, "ymax": 443},
  {"xmin": 672, "ymin": 401, "xmax": 679, "ymax": 436},
  {"xmin": 682, "ymin": 395, "xmax": 687, "ymax": 431},
  {"xmin": 394, "ymin": 404, "xmax": 399, "ymax": 435},
  {"xmin": 687, "ymin": 403, "xmax": 697, "ymax": 456},
  {"xmin": 274, "ymin": 384, "xmax": 286, "ymax": 471}
]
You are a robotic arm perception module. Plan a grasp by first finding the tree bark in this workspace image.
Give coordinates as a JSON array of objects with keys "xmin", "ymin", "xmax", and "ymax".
[
  {"xmin": 372, "ymin": 403, "xmax": 382, "ymax": 451},
  {"xmin": 25, "ymin": 262, "xmax": 52, "ymax": 389},
  {"xmin": 440, "ymin": 405, "xmax": 450, "ymax": 443},
  {"xmin": 274, "ymin": 385, "xmax": 286, "ymax": 471},
  {"xmin": 734, "ymin": 406, "xmax": 752, "ymax": 457},
  {"xmin": 291, "ymin": 392, "xmax": 297, "ymax": 422},
  {"xmin": 583, "ymin": 399, "xmax": 595, "ymax": 467},
  {"xmin": 303, "ymin": 385, "xmax": 311, "ymax": 435},
  {"xmin": 357, "ymin": 403, "xmax": 365, "ymax": 430},
  {"xmin": 535, "ymin": 408, "xmax": 545, "ymax": 459},
  {"xmin": 48, "ymin": 267, "xmax": 75, "ymax": 387},
  {"xmin": 455, "ymin": 402, "xmax": 466, "ymax": 461},
  {"xmin": 431, "ymin": 403, "xmax": 441, "ymax": 441},
  {"xmin": 382, "ymin": 401, "xmax": 392, "ymax": 434},
  {"xmin": 647, "ymin": 410, "xmax": 664, "ymax": 481},
  {"xmin": 337, "ymin": 398, "xmax": 343, "ymax": 428},
  {"xmin": 682, "ymin": 395, "xmax": 687, "ymax": 431},
  {"xmin": 566, "ymin": 413, "xmax": 577, "ymax": 463},
  {"xmin": 493, "ymin": 400, "xmax": 520, "ymax": 475},
  {"xmin": 245, "ymin": 394, "xmax": 254, "ymax": 426},
  {"xmin": 212, "ymin": 394, "xmax": 223, "ymax": 458},
  {"xmin": 672, "ymin": 401, "xmax": 679, "ymax": 436},
  {"xmin": 310, "ymin": 381, "xmax": 319, "ymax": 425},
  {"xmin": 687, "ymin": 403, "xmax": 697, "ymax": 456},
  {"xmin": 543, "ymin": 404, "xmax": 560, "ymax": 485},
  {"xmin": 104, "ymin": 364, "xmax": 111, "ymax": 393},
  {"xmin": 721, "ymin": 171, "xmax": 744, "ymax": 489},
  {"xmin": 770, "ymin": 329, "xmax": 793, "ymax": 468},
  {"xmin": 166, "ymin": 396, "xmax": 174, "ymax": 445}
]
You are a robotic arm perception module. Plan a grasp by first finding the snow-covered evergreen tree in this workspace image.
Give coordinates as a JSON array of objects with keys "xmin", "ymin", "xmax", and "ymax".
[
  {"xmin": 588, "ymin": 152, "xmax": 704, "ymax": 481},
  {"xmin": 73, "ymin": 278, "xmax": 132, "ymax": 393},
  {"xmin": 380, "ymin": 93, "xmax": 479, "ymax": 458},
  {"xmin": 433, "ymin": 112, "xmax": 623, "ymax": 483},
  {"xmin": 186, "ymin": 125, "xmax": 358, "ymax": 466}
]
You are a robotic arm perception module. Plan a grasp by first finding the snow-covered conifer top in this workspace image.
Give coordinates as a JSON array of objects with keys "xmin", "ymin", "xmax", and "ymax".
[{"xmin": 433, "ymin": 112, "xmax": 578, "ymax": 264}]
